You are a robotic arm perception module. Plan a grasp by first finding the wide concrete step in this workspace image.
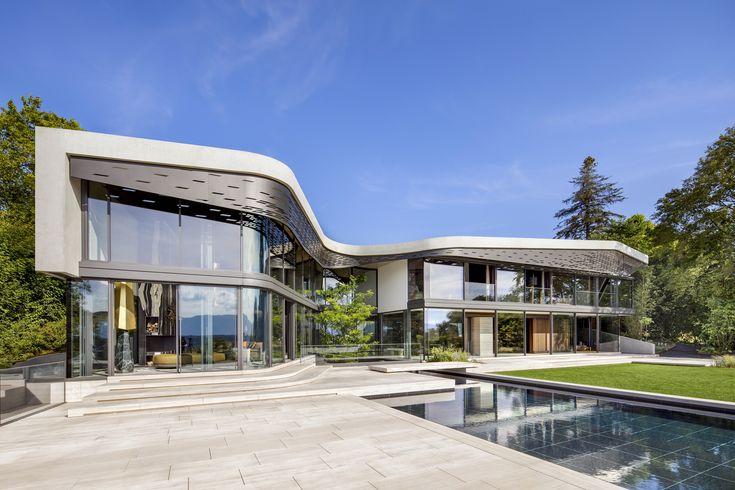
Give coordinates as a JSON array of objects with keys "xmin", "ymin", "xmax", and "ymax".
[
  {"xmin": 94, "ymin": 366, "xmax": 331, "ymax": 402},
  {"xmin": 100, "ymin": 362, "xmax": 316, "ymax": 392}
]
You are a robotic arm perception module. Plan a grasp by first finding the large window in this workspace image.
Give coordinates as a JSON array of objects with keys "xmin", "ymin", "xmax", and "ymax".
[
  {"xmin": 552, "ymin": 314, "xmax": 574, "ymax": 352},
  {"xmin": 574, "ymin": 276, "xmax": 594, "ymax": 306},
  {"xmin": 408, "ymin": 259, "xmax": 424, "ymax": 300},
  {"xmin": 271, "ymin": 294, "xmax": 286, "ymax": 364},
  {"xmin": 88, "ymin": 183, "xmax": 274, "ymax": 277},
  {"xmin": 242, "ymin": 287, "xmax": 267, "ymax": 368},
  {"xmin": 599, "ymin": 315, "xmax": 620, "ymax": 352},
  {"xmin": 496, "ymin": 269, "xmax": 524, "ymax": 303},
  {"xmin": 87, "ymin": 182, "xmax": 109, "ymax": 261},
  {"xmin": 409, "ymin": 309, "xmax": 424, "ymax": 359},
  {"xmin": 425, "ymin": 261, "xmax": 464, "ymax": 300},
  {"xmin": 552, "ymin": 274, "xmax": 575, "ymax": 305},
  {"xmin": 466, "ymin": 263, "xmax": 494, "ymax": 301},
  {"xmin": 425, "ymin": 309, "xmax": 463, "ymax": 351},
  {"xmin": 497, "ymin": 311, "xmax": 524, "ymax": 354},
  {"xmin": 110, "ymin": 190, "xmax": 179, "ymax": 266},
  {"xmin": 180, "ymin": 203, "xmax": 240, "ymax": 271},
  {"xmin": 618, "ymin": 280, "xmax": 633, "ymax": 308},
  {"xmin": 598, "ymin": 278, "xmax": 614, "ymax": 307},
  {"xmin": 382, "ymin": 312, "xmax": 405, "ymax": 345},
  {"xmin": 69, "ymin": 280, "xmax": 109, "ymax": 377},
  {"xmin": 179, "ymin": 285, "xmax": 238, "ymax": 371}
]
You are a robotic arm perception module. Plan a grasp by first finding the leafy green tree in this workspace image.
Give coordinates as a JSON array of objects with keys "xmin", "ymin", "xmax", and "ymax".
[
  {"xmin": 555, "ymin": 156, "xmax": 625, "ymax": 239},
  {"xmin": 0, "ymin": 96, "xmax": 81, "ymax": 367},
  {"xmin": 312, "ymin": 275, "xmax": 377, "ymax": 346},
  {"xmin": 652, "ymin": 126, "xmax": 735, "ymax": 350}
]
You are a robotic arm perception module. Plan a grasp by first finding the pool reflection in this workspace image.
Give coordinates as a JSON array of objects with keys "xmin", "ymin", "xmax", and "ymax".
[{"xmin": 376, "ymin": 382, "xmax": 735, "ymax": 490}]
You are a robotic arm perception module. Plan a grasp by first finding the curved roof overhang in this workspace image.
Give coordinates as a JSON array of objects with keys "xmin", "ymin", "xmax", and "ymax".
[{"xmin": 43, "ymin": 128, "xmax": 648, "ymax": 277}]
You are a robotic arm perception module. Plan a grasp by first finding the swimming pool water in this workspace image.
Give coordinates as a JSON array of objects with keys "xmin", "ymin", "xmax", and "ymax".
[{"xmin": 374, "ymin": 381, "xmax": 735, "ymax": 489}]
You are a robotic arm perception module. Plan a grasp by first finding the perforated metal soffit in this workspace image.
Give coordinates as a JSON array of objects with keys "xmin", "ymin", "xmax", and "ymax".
[{"xmin": 70, "ymin": 157, "xmax": 643, "ymax": 277}]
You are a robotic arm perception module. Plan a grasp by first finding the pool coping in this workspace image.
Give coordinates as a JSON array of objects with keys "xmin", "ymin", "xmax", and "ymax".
[{"xmin": 462, "ymin": 372, "xmax": 735, "ymax": 419}]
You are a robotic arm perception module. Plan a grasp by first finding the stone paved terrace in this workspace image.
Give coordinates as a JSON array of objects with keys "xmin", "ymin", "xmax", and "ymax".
[{"xmin": 0, "ymin": 393, "xmax": 617, "ymax": 490}]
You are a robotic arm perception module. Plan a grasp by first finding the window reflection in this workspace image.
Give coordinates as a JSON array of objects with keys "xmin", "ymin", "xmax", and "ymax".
[
  {"xmin": 425, "ymin": 261, "xmax": 463, "ymax": 300},
  {"xmin": 425, "ymin": 308, "xmax": 463, "ymax": 351},
  {"xmin": 496, "ymin": 269, "xmax": 524, "ymax": 302}
]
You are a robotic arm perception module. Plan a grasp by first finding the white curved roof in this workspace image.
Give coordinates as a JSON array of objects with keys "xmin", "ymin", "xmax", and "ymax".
[{"xmin": 36, "ymin": 127, "xmax": 648, "ymax": 277}]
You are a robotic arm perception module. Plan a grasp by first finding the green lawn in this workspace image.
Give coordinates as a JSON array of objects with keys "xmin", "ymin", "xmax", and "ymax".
[{"xmin": 497, "ymin": 363, "xmax": 735, "ymax": 402}]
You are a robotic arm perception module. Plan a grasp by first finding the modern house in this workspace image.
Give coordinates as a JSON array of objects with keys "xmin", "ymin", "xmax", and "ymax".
[{"xmin": 35, "ymin": 128, "xmax": 648, "ymax": 378}]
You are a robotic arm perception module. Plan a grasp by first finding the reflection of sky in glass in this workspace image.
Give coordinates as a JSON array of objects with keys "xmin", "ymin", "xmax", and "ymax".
[
  {"xmin": 496, "ymin": 269, "xmax": 523, "ymax": 297},
  {"xmin": 427, "ymin": 263, "xmax": 463, "ymax": 299},
  {"xmin": 179, "ymin": 286, "xmax": 237, "ymax": 318},
  {"xmin": 111, "ymin": 202, "xmax": 178, "ymax": 266}
]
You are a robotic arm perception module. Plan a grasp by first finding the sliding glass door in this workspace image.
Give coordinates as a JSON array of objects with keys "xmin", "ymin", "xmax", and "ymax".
[{"xmin": 178, "ymin": 285, "xmax": 238, "ymax": 372}]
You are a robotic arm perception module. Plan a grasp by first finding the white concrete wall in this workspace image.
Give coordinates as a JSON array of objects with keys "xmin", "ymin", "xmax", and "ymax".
[
  {"xmin": 619, "ymin": 335, "xmax": 656, "ymax": 355},
  {"xmin": 377, "ymin": 260, "xmax": 408, "ymax": 313}
]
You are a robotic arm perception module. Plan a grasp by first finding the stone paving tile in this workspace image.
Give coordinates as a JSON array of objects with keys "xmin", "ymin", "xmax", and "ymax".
[{"xmin": 0, "ymin": 393, "xmax": 617, "ymax": 490}]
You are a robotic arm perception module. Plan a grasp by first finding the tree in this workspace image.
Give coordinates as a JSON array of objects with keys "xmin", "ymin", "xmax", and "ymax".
[
  {"xmin": 555, "ymin": 156, "xmax": 625, "ymax": 239},
  {"xmin": 0, "ymin": 96, "xmax": 82, "ymax": 367},
  {"xmin": 311, "ymin": 275, "xmax": 376, "ymax": 346}
]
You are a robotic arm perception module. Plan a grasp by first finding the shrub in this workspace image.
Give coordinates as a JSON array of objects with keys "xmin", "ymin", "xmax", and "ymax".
[
  {"xmin": 427, "ymin": 346, "xmax": 468, "ymax": 362},
  {"xmin": 713, "ymin": 355, "xmax": 735, "ymax": 368}
]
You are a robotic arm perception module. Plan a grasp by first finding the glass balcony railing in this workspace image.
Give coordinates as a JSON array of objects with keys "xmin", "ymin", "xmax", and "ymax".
[
  {"xmin": 575, "ymin": 290, "xmax": 595, "ymax": 306},
  {"xmin": 465, "ymin": 282, "xmax": 495, "ymax": 301},
  {"xmin": 551, "ymin": 291, "xmax": 575, "ymax": 305},
  {"xmin": 525, "ymin": 287, "xmax": 551, "ymax": 304}
]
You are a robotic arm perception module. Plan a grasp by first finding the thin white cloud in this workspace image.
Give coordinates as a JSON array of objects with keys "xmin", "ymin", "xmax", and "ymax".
[
  {"xmin": 543, "ymin": 79, "xmax": 735, "ymax": 128},
  {"xmin": 199, "ymin": 1, "xmax": 347, "ymax": 112}
]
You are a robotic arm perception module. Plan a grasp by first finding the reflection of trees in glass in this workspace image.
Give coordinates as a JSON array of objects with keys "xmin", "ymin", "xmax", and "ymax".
[
  {"xmin": 428, "ymin": 310, "xmax": 463, "ymax": 350},
  {"xmin": 498, "ymin": 313, "xmax": 523, "ymax": 353},
  {"xmin": 311, "ymin": 275, "xmax": 376, "ymax": 347},
  {"xmin": 496, "ymin": 269, "xmax": 524, "ymax": 302}
]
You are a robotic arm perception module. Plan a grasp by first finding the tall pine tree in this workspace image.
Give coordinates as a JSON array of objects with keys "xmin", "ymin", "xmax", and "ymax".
[{"xmin": 554, "ymin": 156, "xmax": 625, "ymax": 239}]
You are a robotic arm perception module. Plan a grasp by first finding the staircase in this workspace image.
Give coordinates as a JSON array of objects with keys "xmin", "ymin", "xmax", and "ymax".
[{"xmin": 68, "ymin": 357, "xmax": 329, "ymax": 417}]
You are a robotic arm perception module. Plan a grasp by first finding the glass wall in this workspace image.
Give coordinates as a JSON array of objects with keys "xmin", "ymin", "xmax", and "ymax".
[
  {"xmin": 87, "ymin": 182, "xmax": 109, "ymax": 261},
  {"xmin": 382, "ymin": 312, "xmax": 405, "ymax": 345},
  {"xmin": 576, "ymin": 316, "xmax": 597, "ymax": 351},
  {"xmin": 599, "ymin": 315, "xmax": 620, "ymax": 352},
  {"xmin": 242, "ymin": 287, "xmax": 267, "ymax": 368},
  {"xmin": 88, "ymin": 183, "xmax": 271, "ymax": 277},
  {"xmin": 496, "ymin": 269, "xmax": 524, "ymax": 302},
  {"xmin": 497, "ymin": 312, "xmax": 524, "ymax": 354},
  {"xmin": 409, "ymin": 309, "xmax": 424, "ymax": 359},
  {"xmin": 296, "ymin": 304, "xmax": 316, "ymax": 358},
  {"xmin": 552, "ymin": 274, "xmax": 575, "ymax": 305},
  {"xmin": 425, "ymin": 309, "xmax": 463, "ymax": 352},
  {"xmin": 179, "ymin": 285, "xmax": 238, "ymax": 371},
  {"xmin": 598, "ymin": 278, "xmax": 614, "ymax": 307},
  {"xmin": 271, "ymin": 294, "xmax": 286, "ymax": 364},
  {"xmin": 552, "ymin": 313, "xmax": 574, "ymax": 352},
  {"xmin": 110, "ymin": 190, "xmax": 179, "ymax": 266},
  {"xmin": 69, "ymin": 280, "xmax": 109, "ymax": 376},
  {"xmin": 354, "ymin": 267, "xmax": 378, "ymax": 307},
  {"xmin": 574, "ymin": 276, "xmax": 595, "ymax": 306},
  {"xmin": 466, "ymin": 263, "xmax": 494, "ymax": 301},
  {"xmin": 408, "ymin": 259, "xmax": 424, "ymax": 300},
  {"xmin": 180, "ymin": 203, "xmax": 240, "ymax": 270},
  {"xmin": 618, "ymin": 280, "xmax": 633, "ymax": 308},
  {"xmin": 425, "ymin": 261, "xmax": 464, "ymax": 300}
]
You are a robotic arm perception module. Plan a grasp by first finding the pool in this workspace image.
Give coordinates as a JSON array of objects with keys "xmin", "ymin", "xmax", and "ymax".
[{"xmin": 373, "ymin": 380, "xmax": 735, "ymax": 489}]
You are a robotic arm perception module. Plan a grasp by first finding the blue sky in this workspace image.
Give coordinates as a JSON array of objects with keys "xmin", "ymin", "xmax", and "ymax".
[{"xmin": 3, "ymin": 0, "xmax": 734, "ymax": 244}]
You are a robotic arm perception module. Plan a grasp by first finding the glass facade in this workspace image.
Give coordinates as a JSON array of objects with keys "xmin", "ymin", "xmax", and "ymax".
[
  {"xmin": 599, "ymin": 315, "xmax": 620, "ymax": 352},
  {"xmin": 425, "ymin": 309, "xmax": 463, "ymax": 352},
  {"xmin": 552, "ymin": 313, "xmax": 574, "ymax": 352},
  {"xmin": 496, "ymin": 269, "xmax": 524, "ymax": 302},
  {"xmin": 69, "ymin": 280, "xmax": 109, "ymax": 376},
  {"xmin": 497, "ymin": 312, "xmax": 524, "ymax": 354},
  {"xmin": 242, "ymin": 287, "xmax": 267, "ymax": 368},
  {"xmin": 88, "ymin": 183, "xmax": 271, "ymax": 276},
  {"xmin": 179, "ymin": 285, "xmax": 238, "ymax": 371},
  {"xmin": 382, "ymin": 312, "xmax": 405, "ymax": 345},
  {"xmin": 75, "ymin": 179, "xmax": 641, "ymax": 375}
]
